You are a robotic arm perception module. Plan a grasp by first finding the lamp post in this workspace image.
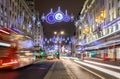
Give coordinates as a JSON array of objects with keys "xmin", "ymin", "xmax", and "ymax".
[{"xmin": 54, "ymin": 31, "xmax": 64, "ymax": 59}]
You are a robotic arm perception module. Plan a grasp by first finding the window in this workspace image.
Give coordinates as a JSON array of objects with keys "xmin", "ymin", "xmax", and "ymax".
[
  {"xmin": 106, "ymin": 28, "xmax": 109, "ymax": 34},
  {"xmin": 118, "ymin": 7, "xmax": 120, "ymax": 16},
  {"xmin": 112, "ymin": 0, "xmax": 114, "ymax": 8},
  {"xmin": 109, "ymin": 3, "xmax": 111, "ymax": 10},
  {"xmin": 112, "ymin": 12, "xmax": 114, "ymax": 20}
]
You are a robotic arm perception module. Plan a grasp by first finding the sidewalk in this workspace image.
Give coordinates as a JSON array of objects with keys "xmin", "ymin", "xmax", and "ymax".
[
  {"xmin": 44, "ymin": 59, "xmax": 74, "ymax": 79},
  {"xmin": 84, "ymin": 58, "xmax": 120, "ymax": 66}
]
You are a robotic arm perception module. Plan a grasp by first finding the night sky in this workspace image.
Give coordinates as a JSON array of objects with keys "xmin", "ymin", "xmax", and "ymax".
[{"xmin": 35, "ymin": 0, "xmax": 85, "ymax": 38}]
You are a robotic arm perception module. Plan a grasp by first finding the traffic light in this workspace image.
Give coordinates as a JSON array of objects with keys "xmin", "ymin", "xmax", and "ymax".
[
  {"xmin": 55, "ymin": 51, "xmax": 59, "ymax": 55},
  {"xmin": 40, "ymin": 51, "xmax": 45, "ymax": 55},
  {"xmin": 55, "ymin": 51, "xmax": 60, "ymax": 59}
]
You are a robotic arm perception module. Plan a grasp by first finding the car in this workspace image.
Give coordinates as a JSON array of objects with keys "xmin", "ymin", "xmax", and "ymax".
[{"xmin": 47, "ymin": 54, "xmax": 54, "ymax": 60}]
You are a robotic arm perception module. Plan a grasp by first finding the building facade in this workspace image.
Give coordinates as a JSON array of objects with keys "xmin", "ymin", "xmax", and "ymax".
[
  {"xmin": 0, "ymin": 0, "xmax": 44, "ymax": 49},
  {"xmin": 24, "ymin": 0, "xmax": 35, "ymax": 13},
  {"xmin": 0, "ymin": 0, "xmax": 34, "ymax": 36},
  {"xmin": 75, "ymin": 0, "xmax": 120, "ymax": 60}
]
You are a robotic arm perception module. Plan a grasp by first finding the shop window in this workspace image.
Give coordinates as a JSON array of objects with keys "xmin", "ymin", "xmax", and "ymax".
[
  {"xmin": 118, "ymin": 21, "xmax": 120, "ymax": 29},
  {"xmin": 102, "ymin": 29, "xmax": 106, "ymax": 36},
  {"xmin": 116, "ymin": 47, "xmax": 120, "ymax": 58},
  {"xmin": 112, "ymin": 12, "xmax": 114, "ymax": 20},
  {"xmin": 112, "ymin": 25, "xmax": 116, "ymax": 32},
  {"xmin": 116, "ymin": 24, "xmax": 119, "ymax": 30},
  {"xmin": 106, "ymin": 28, "xmax": 109, "ymax": 34}
]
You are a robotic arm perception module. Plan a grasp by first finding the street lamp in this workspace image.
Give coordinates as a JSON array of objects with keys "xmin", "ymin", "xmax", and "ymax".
[
  {"xmin": 54, "ymin": 31, "xmax": 57, "ymax": 35},
  {"xmin": 60, "ymin": 31, "xmax": 64, "ymax": 35},
  {"xmin": 54, "ymin": 31, "xmax": 64, "ymax": 35},
  {"xmin": 54, "ymin": 31, "xmax": 65, "ymax": 59}
]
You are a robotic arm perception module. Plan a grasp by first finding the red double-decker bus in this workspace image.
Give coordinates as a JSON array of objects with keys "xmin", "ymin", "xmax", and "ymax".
[{"xmin": 0, "ymin": 27, "xmax": 35, "ymax": 69}]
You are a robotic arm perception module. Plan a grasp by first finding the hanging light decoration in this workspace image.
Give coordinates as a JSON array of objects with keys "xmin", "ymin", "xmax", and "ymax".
[
  {"xmin": 37, "ymin": 19, "xmax": 41, "ymax": 27},
  {"xmin": 70, "ymin": 13, "xmax": 74, "ymax": 22},
  {"xmin": 32, "ymin": 14, "xmax": 36, "ymax": 23},
  {"xmin": 45, "ymin": 38, "xmax": 47, "ymax": 41},
  {"xmin": 47, "ymin": 40, "xmax": 50, "ymax": 43},
  {"xmin": 64, "ymin": 10, "xmax": 70, "ymax": 22},
  {"xmin": 41, "ymin": 13, "xmax": 45, "ymax": 22},
  {"xmin": 41, "ymin": 6, "xmax": 74, "ymax": 24},
  {"xmin": 54, "ymin": 6, "xmax": 64, "ymax": 22},
  {"xmin": 67, "ymin": 37, "xmax": 69, "ymax": 41},
  {"xmin": 28, "ymin": 21, "xmax": 32, "ymax": 29},
  {"xmin": 46, "ymin": 8, "xmax": 55, "ymax": 24},
  {"xmin": 65, "ymin": 40, "xmax": 68, "ymax": 43}
]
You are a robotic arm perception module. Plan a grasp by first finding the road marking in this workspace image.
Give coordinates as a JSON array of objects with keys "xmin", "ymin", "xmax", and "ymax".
[
  {"xmin": 74, "ymin": 60, "xmax": 120, "ymax": 79},
  {"xmin": 62, "ymin": 59, "xmax": 105, "ymax": 79},
  {"xmin": 84, "ymin": 60, "xmax": 120, "ymax": 70}
]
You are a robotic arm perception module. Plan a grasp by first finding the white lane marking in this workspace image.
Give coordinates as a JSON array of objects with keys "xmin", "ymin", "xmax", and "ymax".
[
  {"xmin": 76, "ymin": 62, "xmax": 105, "ymax": 79},
  {"xmin": 88, "ymin": 58, "xmax": 103, "ymax": 60},
  {"xmin": 74, "ymin": 60, "xmax": 120, "ymax": 79},
  {"xmin": 62, "ymin": 58, "xmax": 105, "ymax": 79},
  {"xmin": 84, "ymin": 60, "xmax": 120, "ymax": 70}
]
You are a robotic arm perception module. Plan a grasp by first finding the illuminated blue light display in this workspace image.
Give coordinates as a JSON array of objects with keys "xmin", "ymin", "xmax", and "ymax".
[
  {"xmin": 46, "ymin": 9, "xmax": 55, "ymax": 24},
  {"xmin": 41, "ymin": 6, "xmax": 73, "ymax": 24},
  {"xmin": 64, "ymin": 10, "xmax": 70, "ymax": 22},
  {"xmin": 54, "ymin": 7, "xmax": 64, "ymax": 22}
]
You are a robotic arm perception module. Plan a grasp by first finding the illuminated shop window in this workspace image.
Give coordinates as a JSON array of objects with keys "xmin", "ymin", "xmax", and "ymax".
[
  {"xmin": 116, "ymin": 47, "xmax": 120, "ymax": 58},
  {"xmin": 113, "ymin": 24, "xmax": 116, "ymax": 32},
  {"xmin": 118, "ymin": 21, "xmax": 120, "ymax": 29},
  {"xmin": 109, "ymin": 27, "xmax": 113, "ymax": 33},
  {"xmin": 102, "ymin": 28, "xmax": 106, "ymax": 36}
]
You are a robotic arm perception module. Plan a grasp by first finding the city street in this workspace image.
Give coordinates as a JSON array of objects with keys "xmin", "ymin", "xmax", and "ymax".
[
  {"xmin": 0, "ymin": 58, "xmax": 120, "ymax": 79},
  {"xmin": 62, "ymin": 57, "xmax": 120, "ymax": 79},
  {"xmin": 0, "ymin": 60, "xmax": 54, "ymax": 79},
  {"xmin": 0, "ymin": 0, "xmax": 120, "ymax": 79}
]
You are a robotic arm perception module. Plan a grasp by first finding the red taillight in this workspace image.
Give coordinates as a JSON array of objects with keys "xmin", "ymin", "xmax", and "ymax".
[
  {"xmin": 0, "ymin": 29, "xmax": 10, "ymax": 34},
  {"xmin": 103, "ymin": 56, "xmax": 109, "ymax": 60},
  {"xmin": 0, "ymin": 60, "xmax": 2, "ymax": 65},
  {"xmin": 2, "ymin": 60, "xmax": 18, "ymax": 66}
]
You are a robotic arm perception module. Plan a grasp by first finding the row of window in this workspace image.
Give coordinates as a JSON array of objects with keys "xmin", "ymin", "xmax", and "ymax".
[
  {"xmin": 86, "ymin": 21, "xmax": 120, "ymax": 43},
  {"xmin": 0, "ymin": 0, "xmax": 33, "ymax": 33},
  {"xmin": 85, "ymin": 0, "xmax": 120, "ymax": 34},
  {"xmin": 81, "ymin": 0, "xmax": 120, "ymax": 42}
]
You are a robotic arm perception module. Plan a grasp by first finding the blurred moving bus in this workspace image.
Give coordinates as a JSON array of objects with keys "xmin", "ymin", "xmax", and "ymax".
[{"xmin": 0, "ymin": 28, "xmax": 34, "ymax": 69}]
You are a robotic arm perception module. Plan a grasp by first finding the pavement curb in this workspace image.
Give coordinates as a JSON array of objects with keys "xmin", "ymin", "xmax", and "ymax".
[{"xmin": 44, "ymin": 62, "xmax": 56, "ymax": 79}]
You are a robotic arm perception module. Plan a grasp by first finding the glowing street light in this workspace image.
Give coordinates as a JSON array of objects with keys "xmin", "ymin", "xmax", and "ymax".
[
  {"xmin": 54, "ymin": 31, "xmax": 57, "ymax": 35},
  {"xmin": 54, "ymin": 31, "xmax": 64, "ymax": 35},
  {"xmin": 60, "ymin": 31, "xmax": 64, "ymax": 35}
]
